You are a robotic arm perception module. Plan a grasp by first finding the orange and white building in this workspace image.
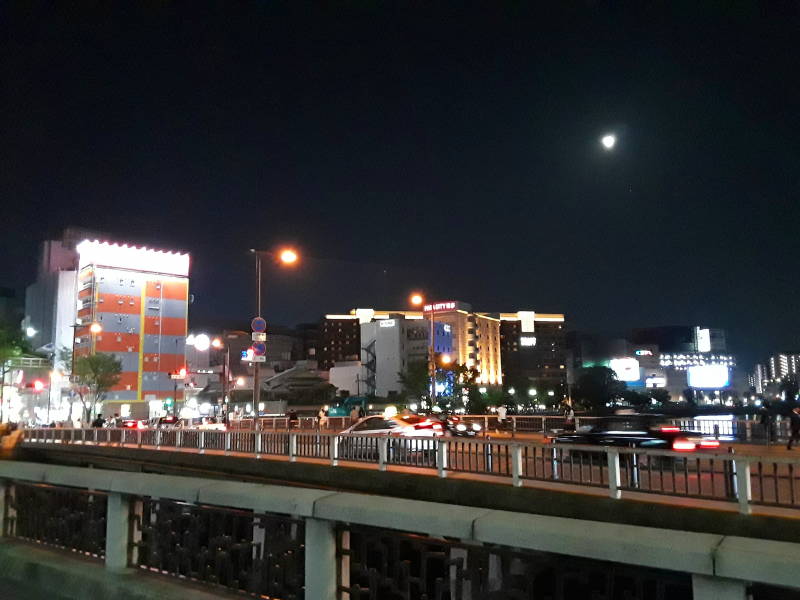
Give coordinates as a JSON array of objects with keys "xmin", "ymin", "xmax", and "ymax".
[{"xmin": 73, "ymin": 240, "xmax": 190, "ymax": 418}]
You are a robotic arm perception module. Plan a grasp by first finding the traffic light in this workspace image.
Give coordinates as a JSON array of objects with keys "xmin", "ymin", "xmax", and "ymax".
[{"xmin": 164, "ymin": 397, "xmax": 174, "ymax": 408}]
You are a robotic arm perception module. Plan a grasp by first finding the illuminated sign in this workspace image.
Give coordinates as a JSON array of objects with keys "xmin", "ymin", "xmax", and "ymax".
[
  {"xmin": 379, "ymin": 319, "xmax": 396, "ymax": 328},
  {"xmin": 423, "ymin": 301, "xmax": 456, "ymax": 312},
  {"xmin": 518, "ymin": 311, "xmax": 536, "ymax": 333},
  {"xmin": 695, "ymin": 327, "xmax": 711, "ymax": 353},
  {"xmin": 687, "ymin": 365, "xmax": 729, "ymax": 389},
  {"xmin": 77, "ymin": 239, "xmax": 190, "ymax": 277},
  {"xmin": 520, "ymin": 336, "xmax": 537, "ymax": 347},
  {"xmin": 443, "ymin": 324, "xmax": 451, "ymax": 333},
  {"xmin": 635, "ymin": 349, "xmax": 653, "ymax": 356},
  {"xmin": 609, "ymin": 357, "xmax": 640, "ymax": 382},
  {"xmin": 645, "ymin": 376, "xmax": 667, "ymax": 388}
]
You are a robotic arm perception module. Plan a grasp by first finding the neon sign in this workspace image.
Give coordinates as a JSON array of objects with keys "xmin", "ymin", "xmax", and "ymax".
[{"xmin": 423, "ymin": 301, "xmax": 456, "ymax": 312}]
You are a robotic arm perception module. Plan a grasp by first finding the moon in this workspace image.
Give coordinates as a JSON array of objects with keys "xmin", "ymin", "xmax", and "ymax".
[{"xmin": 601, "ymin": 134, "xmax": 616, "ymax": 149}]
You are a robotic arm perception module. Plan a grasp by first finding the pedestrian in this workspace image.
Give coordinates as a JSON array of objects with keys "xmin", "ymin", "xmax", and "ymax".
[
  {"xmin": 110, "ymin": 413, "xmax": 120, "ymax": 428},
  {"xmin": 91, "ymin": 414, "xmax": 105, "ymax": 428},
  {"xmin": 564, "ymin": 404, "xmax": 576, "ymax": 432},
  {"xmin": 357, "ymin": 405, "xmax": 365, "ymax": 419},
  {"xmin": 759, "ymin": 402, "xmax": 774, "ymax": 443},
  {"xmin": 350, "ymin": 405, "xmax": 360, "ymax": 425},
  {"xmin": 287, "ymin": 409, "xmax": 298, "ymax": 429},
  {"xmin": 497, "ymin": 404, "xmax": 507, "ymax": 423},
  {"xmin": 318, "ymin": 407, "xmax": 329, "ymax": 429},
  {"xmin": 787, "ymin": 407, "xmax": 800, "ymax": 450}
]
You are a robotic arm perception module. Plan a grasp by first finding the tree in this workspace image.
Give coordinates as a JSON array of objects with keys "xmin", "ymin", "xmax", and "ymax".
[
  {"xmin": 398, "ymin": 361, "xmax": 429, "ymax": 401},
  {"xmin": 648, "ymin": 388, "xmax": 672, "ymax": 408},
  {"xmin": 72, "ymin": 353, "xmax": 122, "ymax": 423},
  {"xmin": 0, "ymin": 326, "xmax": 29, "ymax": 422},
  {"xmin": 572, "ymin": 366, "xmax": 625, "ymax": 412},
  {"xmin": 621, "ymin": 389, "xmax": 650, "ymax": 411}
]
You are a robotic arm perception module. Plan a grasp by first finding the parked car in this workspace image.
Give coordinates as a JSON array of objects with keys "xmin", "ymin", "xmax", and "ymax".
[{"xmin": 551, "ymin": 414, "xmax": 720, "ymax": 452}]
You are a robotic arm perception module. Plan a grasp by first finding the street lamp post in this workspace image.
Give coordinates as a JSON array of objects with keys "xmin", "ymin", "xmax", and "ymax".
[
  {"xmin": 249, "ymin": 248, "xmax": 299, "ymax": 419},
  {"xmin": 410, "ymin": 293, "xmax": 439, "ymax": 403}
]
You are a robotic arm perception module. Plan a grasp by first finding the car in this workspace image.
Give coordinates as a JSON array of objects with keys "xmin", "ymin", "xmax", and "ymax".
[
  {"xmin": 551, "ymin": 414, "xmax": 720, "ymax": 453},
  {"xmin": 338, "ymin": 414, "xmax": 446, "ymax": 460},
  {"xmin": 147, "ymin": 415, "xmax": 182, "ymax": 430},
  {"xmin": 119, "ymin": 419, "xmax": 146, "ymax": 430}
]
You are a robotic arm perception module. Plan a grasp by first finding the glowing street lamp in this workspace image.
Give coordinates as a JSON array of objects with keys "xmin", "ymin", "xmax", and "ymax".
[
  {"xmin": 250, "ymin": 247, "xmax": 302, "ymax": 416},
  {"xmin": 409, "ymin": 293, "xmax": 424, "ymax": 307},
  {"xmin": 601, "ymin": 134, "xmax": 616, "ymax": 150},
  {"xmin": 89, "ymin": 322, "xmax": 102, "ymax": 334},
  {"xmin": 279, "ymin": 248, "xmax": 299, "ymax": 265},
  {"xmin": 25, "ymin": 326, "xmax": 37, "ymax": 338},
  {"xmin": 440, "ymin": 354, "xmax": 452, "ymax": 365}
]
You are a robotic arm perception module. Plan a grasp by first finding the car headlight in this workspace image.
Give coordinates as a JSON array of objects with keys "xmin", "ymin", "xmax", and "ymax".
[
  {"xmin": 472, "ymin": 423, "xmax": 482, "ymax": 431},
  {"xmin": 456, "ymin": 423, "xmax": 467, "ymax": 431}
]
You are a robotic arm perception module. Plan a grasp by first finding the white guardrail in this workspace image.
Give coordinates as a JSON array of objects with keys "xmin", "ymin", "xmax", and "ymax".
[{"xmin": 21, "ymin": 427, "xmax": 800, "ymax": 514}]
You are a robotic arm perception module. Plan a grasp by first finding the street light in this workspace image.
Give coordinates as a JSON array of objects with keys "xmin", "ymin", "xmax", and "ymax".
[
  {"xmin": 25, "ymin": 327, "xmax": 37, "ymax": 338},
  {"xmin": 409, "ymin": 292, "xmax": 441, "ymax": 403},
  {"xmin": 250, "ymin": 247, "xmax": 301, "ymax": 417},
  {"xmin": 601, "ymin": 134, "xmax": 616, "ymax": 150},
  {"xmin": 89, "ymin": 322, "xmax": 102, "ymax": 334}
]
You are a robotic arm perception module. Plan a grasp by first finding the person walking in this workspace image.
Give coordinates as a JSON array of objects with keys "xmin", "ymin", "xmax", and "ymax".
[
  {"xmin": 318, "ymin": 406, "xmax": 329, "ymax": 429},
  {"xmin": 350, "ymin": 405, "xmax": 360, "ymax": 425},
  {"xmin": 91, "ymin": 414, "xmax": 105, "ymax": 428},
  {"xmin": 787, "ymin": 407, "xmax": 800, "ymax": 450}
]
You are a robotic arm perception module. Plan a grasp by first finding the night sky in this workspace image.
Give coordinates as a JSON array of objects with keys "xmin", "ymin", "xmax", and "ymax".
[{"xmin": 3, "ymin": 3, "xmax": 800, "ymax": 368}]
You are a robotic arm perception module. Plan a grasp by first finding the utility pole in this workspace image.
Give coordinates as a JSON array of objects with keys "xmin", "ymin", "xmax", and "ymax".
[{"xmin": 252, "ymin": 252, "xmax": 262, "ymax": 420}]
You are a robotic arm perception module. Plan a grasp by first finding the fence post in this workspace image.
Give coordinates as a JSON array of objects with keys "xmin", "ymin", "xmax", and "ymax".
[
  {"xmin": 511, "ymin": 445, "xmax": 523, "ymax": 487},
  {"xmin": 289, "ymin": 433, "xmax": 298, "ymax": 462},
  {"xmin": 330, "ymin": 435, "xmax": 339, "ymax": 467},
  {"xmin": 199, "ymin": 431, "xmax": 205, "ymax": 454},
  {"xmin": 155, "ymin": 429, "xmax": 162, "ymax": 449},
  {"xmin": 733, "ymin": 457, "xmax": 752, "ymax": 515},
  {"xmin": 511, "ymin": 416, "xmax": 517, "ymax": 438},
  {"xmin": 93, "ymin": 428, "xmax": 98, "ymax": 444},
  {"xmin": 304, "ymin": 518, "xmax": 337, "ymax": 600},
  {"xmin": 225, "ymin": 432, "xmax": 232, "ymax": 455},
  {"xmin": 137, "ymin": 430, "xmax": 142, "ymax": 448},
  {"xmin": 745, "ymin": 420, "xmax": 752, "ymax": 441},
  {"xmin": 574, "ymin": 417, "xmax": 580, "ymax": 430},
  {"xmin": 550, "ymin": 445, "xmax": 560, "ymax": 480},
  {"xmin": 105, "ymin": 492, "xmax": 131, "ymax": 571},
  {"xmin": 630, "ymin": 451, "xmax": 640, "ymax": 489},
  {"xmin": 437, "ymin": 440, "xmax": 448, "ymax": 478},
  {"xmin": 0, "ymin": 481, "xmax": 11, "ymax": 537},
  {"xmin": 607, "ymin": 449, "xmax": 622, "ymax": 499},
  {"xmin": 713, "ymin": 424, "xmax": 720, "ymax": 439},
  {"xmin": 378, "ymin": 437, "xmax": 388, "ymax": 471}
]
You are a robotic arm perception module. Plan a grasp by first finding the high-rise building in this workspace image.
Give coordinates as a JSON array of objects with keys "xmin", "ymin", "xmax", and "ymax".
[
  {"xmin": 73, "ymin": 240, "xmax": 190, "ymax": 419},
  {"xmin": 497, "ymin": 311, "xmax": 567, "ymax": 402},
  {"xmin": 767, "ymin": 353, "xmax": 800, "ymax": 381}
]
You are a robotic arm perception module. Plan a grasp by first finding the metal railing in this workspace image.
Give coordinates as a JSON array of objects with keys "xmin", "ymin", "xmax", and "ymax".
[
  {"xmin": 21, "ymin": 427, "xmax": 800, "ymax": 514},
  {"xmin": 223, "ymin": 414, "xmax": 789, "ymax": 444}
]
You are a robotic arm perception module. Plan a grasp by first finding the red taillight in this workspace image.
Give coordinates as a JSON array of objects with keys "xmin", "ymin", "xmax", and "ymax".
[
  {"xmin": 136, "ymin": 421, "xmax": 147, "ymax": 430},
  {"xmin": 699, "ymin": 439, "xmax": 720, "ymax": 449},
  {"xmin": 660, "ymin": 426, "xmax": 680, "ymax": 433},
  {"xmin": 672, "ymin": 439, "xmax": 696, "ymax": 452},
  {"xmin": 414, "ymin": 419, "xmax": 434, "ymax": 429}
]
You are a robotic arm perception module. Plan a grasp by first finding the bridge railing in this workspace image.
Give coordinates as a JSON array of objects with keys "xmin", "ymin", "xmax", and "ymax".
[
  {"xmin": 8, "ymin": 464, "xmax": 787, "ymax": 599},
  {"xmin": 21, "ymin": 427, "xmax": 800, "ymax": 514},
  {"xmin": 222, "ymin": 414, "xmax": 790, "ymax": 444}
]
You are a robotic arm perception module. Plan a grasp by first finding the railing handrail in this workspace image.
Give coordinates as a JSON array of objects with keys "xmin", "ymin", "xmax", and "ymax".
[{"xmin": 19, "ymin": 427, "xmax": 800, "ymax": 513}]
